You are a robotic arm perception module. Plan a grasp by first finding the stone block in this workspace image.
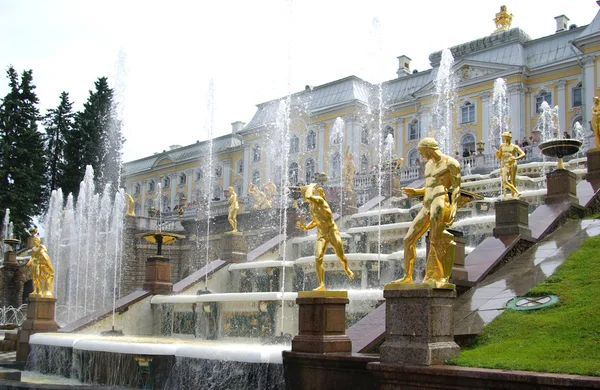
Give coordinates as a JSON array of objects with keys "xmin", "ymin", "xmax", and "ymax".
[
  {"xmin": 380, "ymin": 287, "xmax": 459, "ymax": 365},
  {"xmin": 0, "ymin": 367, "xmax": 21, "ymax": 381},
  {"xmin": 545, "ymin": 169, "xmax": 578, "ymax": 205},
  {"xmin": 587, "ymin": 148, "xmax": 600, "ymax": 181},
  {"xmin": 16, "ymin": 297, "xmax": 58, "ymax": 361},
  {"xmin": 292, "ymin": 291, "xmax": 352, "ymax": 353},
  {"xmin": 493, "ymin": 199, "xmax": 532, "ymax": 239},
  {"xmin": 220, "ymin": 232, "xmax": 247, "ymax": 263},
  {"xmin": 143, "ymin": 256, "xmax": 173, "ymax": 294}
]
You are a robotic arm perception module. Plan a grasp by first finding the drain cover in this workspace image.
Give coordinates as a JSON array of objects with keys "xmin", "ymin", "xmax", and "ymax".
[{"xmin": 507, "ymin": 295, "xmax": 559, "ymax": 311}]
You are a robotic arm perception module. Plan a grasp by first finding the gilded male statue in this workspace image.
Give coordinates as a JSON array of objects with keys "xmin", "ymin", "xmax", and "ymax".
[
  {"xmin": 227, "ymin": 186, "xmax": 239, "ymax": 232},
  {"xmin": 592, "ymin": 96, "xmax": 600, "ymax": 149},
  {"xmin": 248, "ymin": 183, "xmax": 269, "ymax": 210},
  {"xmin": 26, "ymin": 236, "xmax": 55, "ymax": 298},
  {"xmin": 296, "ymin": 183, "xmax": 354, "ymax": 291},
  {"xmin": 263, "ymin": 179, "xmax": 277, "ymax": 206},
  {"xmin": 390, "ymin": 137, "xmax": 461, "ymax": 287},
  {"xmin": 343, "ymin": 146, "xmax": 355, "ymax": 191},
  {"xmin": 495, "ymin": 131, "xmax": 525, "ymax": 199},
  {"xmin": 125, "ymin": 193, "xmax": 136, "ymax": 216}
]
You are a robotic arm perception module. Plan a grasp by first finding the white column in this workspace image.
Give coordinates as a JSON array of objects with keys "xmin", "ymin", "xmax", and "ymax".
[
  {"xmin": 556, "ymin": 79, "xmax": 567, "ymax": 134},
  {"xmin": 583, "ymin": 56, "xmax": 595, "ymax": 127},
  {"xmin": 186, "ymin": 169, "xmax": 193, "ymax": 201},
  {"xmin": 170, "ymin": 173, "xmax": 177, "ymax": 209},
  {"xmin": 508, "ymin": 86, "xmax": 523, "ymax": 143},
  {"xmin": 223, "ymin": 159, "xmax": 231, "ymax": 190},
  {"xmin": 396, "ymin": 120, "xmax": 403, "ymax": 158},
  {"xmin": 141, "ymin": 180, "xmax": 146, "ymax": 216},
  {"xmin": 318, "ymin": 124, "xmax": 325, "ymax": 172},
  {"xmin": 242, "ymin": 147, "xmax": 250, "ymax": 196},
  {"xmin": 480, "ymin": 92, "xmax": 491, "ymax": 153}
]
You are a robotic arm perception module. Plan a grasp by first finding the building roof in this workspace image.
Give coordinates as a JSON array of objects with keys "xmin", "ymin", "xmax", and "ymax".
[{"xmin": 574, "ymin": 9, "xmax": 600, "ymax": 49}]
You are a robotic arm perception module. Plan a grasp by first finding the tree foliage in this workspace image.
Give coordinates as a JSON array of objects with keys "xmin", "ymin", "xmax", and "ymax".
[
  {"xmin": 43, "ymin": 91, "xmax": 74, "ymax": 197},
  {"xmin": 0, "ymin": 66, "xmax": 46, "ymax": 239}
]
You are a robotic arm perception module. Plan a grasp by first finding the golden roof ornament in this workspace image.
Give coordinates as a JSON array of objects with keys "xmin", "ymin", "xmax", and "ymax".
[{"xmin": 494, "ymin": 5, "xmax": 513, "ymax": 33}]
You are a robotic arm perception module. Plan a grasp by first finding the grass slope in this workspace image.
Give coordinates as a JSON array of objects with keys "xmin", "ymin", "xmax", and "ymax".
[{"xmin": 448, "ymin": 234, "xmax": 600, "ymax": 376}]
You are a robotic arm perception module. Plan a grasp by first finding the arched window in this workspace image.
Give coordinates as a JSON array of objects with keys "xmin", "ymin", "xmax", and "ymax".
[
  {"xmin": 236, "ymin": 159, "xmax": 244, "ymax": 174},
  {"xmin": 252, "ymin": 170, "xmax": 261, "ymax": 187},
  {"xmin": 289, "ymin": 135, "xmax": 300, "ymax": 154},
  {"xmin": 272, "ymin": 165, "xmax": 282, "ymax": 186},
  {"xmin": 306, "ymin": 130, "xmax": 316, "ymax": 151},
  {"xmin": 383, "ymin": 126, "xmax": 394, "ymax": 140},
  {"xmin": 408, "ymin": 119, "xmax": 420, "ymax": 140},
  {"xmin": 305, "ymin": 158, "xmax": 316, "ymax": 183},
  {"xmin": 148, "ymin": 181, "xmax": 155, "ymax": 192},
  {"xmin": 134, "ymin": 183, "xmax": 140, "ymax": 194},
  {"xmin": 288, "ymin": 162, "xmax": 299, "ymax": 185},
  {"xmin": 572, "ymin": 82, "xmax": 582, "ymax": 108},
  {"xmin": 252, "ymin": 144, "xmax": 261, "ymax": 162},
  {"xmin": 179, "ymin": 173, "xmax": 187, "ymax": 185},
  {"xmin": 192, "ymin": 188, "xmax": 203, "ymax": 202},
  {"xmin": 213, "ymin": 185, "xmax": 222, "ymax": 201},
  {"xmin": 161, "ymin": 196, "xmax": 170, "ymax": 211},
  {"xmin": 536, "ymin": 91, "xmax": 552, "ymax": 112},
  {"xmin": 461, "ymin": 102, "xmax": 475, "ymax": 123},
  {"xmin": 360, "ymin": 155, "xmax": 369, "ymax": 174},
  {"xmin": 331, "ymin": 152, "xmax": 341, "ymax": 179},
  {"xmin": 134, "ymin": 202, "xmax": 141, "ymax": 216},
  {"xmin": 163, "ymin": 176, "xmax": 171, "ymax": 188},
  {"xmin": 214, "ymin": 165, "xmax": 222, "ymax": 178},
  {"xmin": 195, "ymin": 169, "xmax": 203, "ymax": 181},
  {"xmin": 233, "ymin": 179, "xmax": 243, "ymax": 197},
  {"xmin": 408, "ymin": 150, "xmax": 420, "ymax": 166},
  {"xmin": 460, "ymin": 133, "xmax": 476, "ymax": 156},
  {"xmin": 361, "ymin": 126, "xmax": 370, "ymax": 145}
]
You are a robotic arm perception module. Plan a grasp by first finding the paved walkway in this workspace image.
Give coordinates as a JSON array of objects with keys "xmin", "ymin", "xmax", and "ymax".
[{"xmin": 454, "ymin": 218, "xmax": 600, "ymax": 336}]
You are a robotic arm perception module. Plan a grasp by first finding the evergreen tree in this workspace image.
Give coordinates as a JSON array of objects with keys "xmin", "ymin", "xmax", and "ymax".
[
  {"xmin": 0, "ymin": 66, "xmax": 46, "ymax": 239},
  {"xmin": 63, "ymin": 77, "xmax": 124, "ymax": 198},
  {"xmin": 43, "ymin": 91, "xmax": 74, "ymax": 196}
]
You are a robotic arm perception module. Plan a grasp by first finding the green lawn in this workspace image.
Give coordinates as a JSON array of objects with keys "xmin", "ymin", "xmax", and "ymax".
[{"xmin": 448, "ymin": 234, "xmax": 600, "ymax": 376}]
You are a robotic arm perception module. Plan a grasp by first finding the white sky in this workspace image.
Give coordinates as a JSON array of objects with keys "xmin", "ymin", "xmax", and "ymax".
[{"xmin": 1, "ymin": 0, "xmax": 598, "ymax": 163}]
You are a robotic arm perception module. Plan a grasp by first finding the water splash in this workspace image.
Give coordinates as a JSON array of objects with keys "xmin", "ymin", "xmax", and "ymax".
[
  {"xmin": 330, "ymin": 117, "xmax": 345, "ymax": 216},
  {"xmin": 204, "ymin": 80, "xmax": 216, "ymax": 291},
  {"xmin": 433, "ymin": 49, "xmax": 457, "ymax": 155},
  {"xmin": 491, "ymin": 78, "xmax": 510, "ymax": 152}
]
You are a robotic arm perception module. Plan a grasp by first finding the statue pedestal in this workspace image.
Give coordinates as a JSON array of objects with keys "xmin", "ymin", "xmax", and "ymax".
[
  {"xmin": 291, "ymin": 291, "xmax": 351, "ymax": 353},
  {"xmin": 545, "ymin": 169, "xmax": 578, "ymax": 205},
  {"xmin": 220, "ymin": 231, "xmax": 247, "ymax": 263},
  {"xmin": 448, "ymin": 230, "xmax": 467, "ymax": 281},
  {"xmin": 16, "ymin": 297, "xmax": 59, "ymax": 361},
  {"xmin": 3, "ymin": 251, "xmax": 17, "ymax": 269},
  {"xmin": 379, "ymin": 286, "xmax": 459, "ymax": 365},
  {"xmin": 493, "ymin": 199, "xmax": 532, "ymax": 239},
  {"xmin": 342, "ymin": 190, "xmax": 358, "ymax": 215},
  {"xmin": 143, "ymin": 256, "xmax": 173, "ymax": 294},
  {"xmin": 587, "ymin": 148, "xmax": 600, "ymax": 181}
]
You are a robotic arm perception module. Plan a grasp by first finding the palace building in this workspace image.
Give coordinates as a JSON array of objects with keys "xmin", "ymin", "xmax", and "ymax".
[{"xmin": 123, "ymin": 7, "xmax": 599, "ymax": 217}]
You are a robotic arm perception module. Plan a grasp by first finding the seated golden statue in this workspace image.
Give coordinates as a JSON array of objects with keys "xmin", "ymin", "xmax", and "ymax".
[
  {"xmin": 390, "ymin": 137, "xmax": 461, "ymax": 288},
  {"xmin": 227, "ymin": 186, "xmax": 239, "ymax": 232},
  {"xmin": 495, "ymin": 131, "xmax": 525, "ymax": 199},
  {"xmin": 26, "ymin": 236, "xmax": 55, "ymax": 298},
  {"xmin": 296, "ymin": 183, "xmax": 354, "ymax": 291}
]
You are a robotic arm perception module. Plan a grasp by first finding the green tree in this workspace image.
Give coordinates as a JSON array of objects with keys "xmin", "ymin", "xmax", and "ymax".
[
  {"xmin": 0, "ymin": 66, "xmax": 46, "ymax": 239},
  {"xmin": 62, "ymin": 77, "xmax": 124, "ymax": 198},
  {"xmin": 43, "ymin": 91, "xmax": 75, "ymax": 195}
]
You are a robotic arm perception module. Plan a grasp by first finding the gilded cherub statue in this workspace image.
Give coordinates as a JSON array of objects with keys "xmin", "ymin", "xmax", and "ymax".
[
  {"xmin": 592, "ymin": 96, "xmax": 600, "ymax": 149},
  {"xmin": 263, "ymin": 179, "xmax": 277, "ymax": 206},
  {"xmin": 390, "ymin": 137, "xmax": 461, "ymax": 288},
  {"xmin": 495, "ymin": 131, "xmax": 525, "ymax": 199},
  {"xmin": 227, "ymin": 186, "xmax": 239, "ymax": 232},
  {"xmin": 296, "ymin": 183, "xmax": 354, "ymax": 291},
  {"xmin": 26, "ymin": 236, "xmax": 55, "ymax": 298},
  {"xmin": 494, "ymin": 5, "xmax": 513, "ymax": 33},
  {"xmin": 248, "ymin": 183, "xmax": 270, "ymax": 210},
  {"xmin": 343, "ymin": 146, "xmax": 356, "ymax": 191}
]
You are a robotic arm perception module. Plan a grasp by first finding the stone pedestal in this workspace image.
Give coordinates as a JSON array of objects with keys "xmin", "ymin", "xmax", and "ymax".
[
  {"xmin": 545, "ymin": 169, "xmax": 578, "ymax": 205},
  {"xmin": 220, "ymin": 231, "xmax": 247, "ymax": 263},
  {"xmin": 587, "ymin": 148, "xmax": 600, "ymax": 181},
  {"xmin": 342, "ymin": 190, "xmax": 358, "ymax": 215},
  {"xmin": 16, "ymin": 297, "xmax": 59, "ymax": 361},
  {"xmin": 143, "ymin": 256, "xmax": 173, "ymax": 294},
  {"xmin": 3, "ymin": 251, "xmax": 17, "ymax": 268},
  {"xmin": 379, "ymin": 286, "xmax": 459, "ymax": 366},
  {"xmin": 448, "ymin": 230, "xmax": 467, "ymax": 281},
  {"xmin": 291, "ymin": 291, "xmax": 351, "ymax": 353},
  {"xmin": 493, "ymin": 199, "xmax": 532, "ymax": 239}
]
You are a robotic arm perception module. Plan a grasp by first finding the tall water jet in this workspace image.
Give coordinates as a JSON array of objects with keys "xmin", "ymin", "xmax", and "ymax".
[
  {"xmin": 44, "ymin": 166, "xmax": 125, "ymax": 326},
  {"xmin": 491, "ymin": 78, "xmax": 510, "ymax": 152},
  {"xmin": 330, "ymin": 117, "xmax": 345, "ymax": 216},
  {"xmin": 433, "ymin": 48, "xmax": 457, "ymax": 155},
  {"xmin": 203, "ymin": 79, "xmax": 216, "ymax": 291}
]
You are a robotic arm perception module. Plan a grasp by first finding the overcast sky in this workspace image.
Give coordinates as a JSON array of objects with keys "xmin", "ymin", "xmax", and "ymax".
[{"xmin": 1, "ymin": 0, "xmax": 597, "ymax": 163}]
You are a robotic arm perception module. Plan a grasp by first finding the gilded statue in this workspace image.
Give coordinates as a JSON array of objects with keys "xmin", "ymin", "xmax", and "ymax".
[
  {"xmin": 248, "ymin": 183, "xmax": 270, "ymax": 210},
  {"xmin": 125, "ymin": 193, "xmax": 135, "ymax": 216},
  {"xmin": 390, "ymin": 137, "xmax": 461, "ymax": 288},
  {"xmin": 592, "ymin": 96, "xmax": 600, "ymax": 149},
  {"xmin": 227, "ymin": 186, "xmax": 239, "ymax": 232},
  {"xmin": 495, "ymin": 131, "xmax": 525, "ymax": 199},
  {"xmin": 494, "ymin": 5, "xmax": 513, "ymax": 33},
  {"xmin": 343, "ymin": 146, "xmax": 356, "ymax": 191},
  {"xmin": 263, "ymin": 179, "xmax": 277, "ymax": 205},
  {"xmin": 26, "ymin": 236, "xmax": 55, "ymax": 298},
  {"xmin": 296, "ymin": 183, "xmax": 354, "ymax": 291}
]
